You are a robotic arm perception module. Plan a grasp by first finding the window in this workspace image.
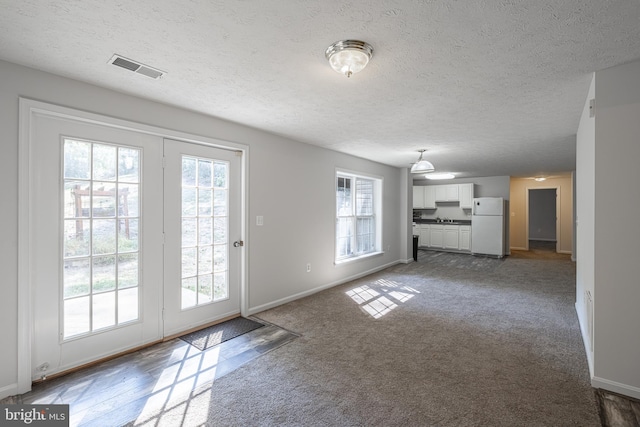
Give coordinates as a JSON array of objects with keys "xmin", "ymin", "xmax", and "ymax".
[{"xmin": 336, "ymin": 171, "xmax": 382, "ymax": 262}]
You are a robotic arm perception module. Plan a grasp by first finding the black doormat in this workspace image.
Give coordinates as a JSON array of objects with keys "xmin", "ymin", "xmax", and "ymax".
[{"xmin": 179, "ymin": 317, "xmax": 265, "ymax": 351}]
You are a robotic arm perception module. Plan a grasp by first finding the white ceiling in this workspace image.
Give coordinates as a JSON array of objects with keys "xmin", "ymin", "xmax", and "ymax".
[{"xmin": 2, "ymin": 1, "xmax": 640, "ymax": 179}]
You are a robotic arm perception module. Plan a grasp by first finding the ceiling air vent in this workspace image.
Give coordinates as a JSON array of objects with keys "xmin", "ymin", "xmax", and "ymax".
[{"xmin": 108, "ymin": 54, "xmax": 165, "ymax": 79}]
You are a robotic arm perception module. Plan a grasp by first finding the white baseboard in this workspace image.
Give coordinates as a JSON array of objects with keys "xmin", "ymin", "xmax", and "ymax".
[
  {"xmin": 0, "ymin": 383, "xmax": 18, "ymax": 401},
  {"xmin": 592, "ymin": 376, "xmax": 640, "ymax": 400},
  {"xmin": 400, "ymin": 257, "xmax": 414, "ymax": 264},
  {"xmin": 574, "ymin": 305, "xmax": 640, "ymax": 401},
  {"xmin": 247, "ymin": 259, "xmax": 402, "ymax": 315},
  {"xmin": 575, "ymin": 302, "xmax": 594, "ymax": 377}
]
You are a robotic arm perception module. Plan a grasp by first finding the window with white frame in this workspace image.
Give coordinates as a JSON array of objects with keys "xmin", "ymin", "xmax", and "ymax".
[{"xmin": 336, "ymin": 171, "xmax": 382, "ymax": 262}]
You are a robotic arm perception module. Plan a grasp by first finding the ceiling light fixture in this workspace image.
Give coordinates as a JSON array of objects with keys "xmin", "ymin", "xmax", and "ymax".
[
  {"xmin": 325, "ymin": 40, "xmax": 373, "ymax": 78},
  {"xmin": 410, "ymin": 149, "xmax": 435, "ymax": 173},
  {"xmin": 534, "ymin": 177, "xmax": 547, "ymax": 182},
  {"xmin": 425, "ymin": 173, "xmax": 455, "ymax": 180}
]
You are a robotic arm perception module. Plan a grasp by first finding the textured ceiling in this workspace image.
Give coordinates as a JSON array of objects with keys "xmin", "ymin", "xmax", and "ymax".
[{"xmin": 2, "ymin": 0, "xmax": 640, "ymax": 179}]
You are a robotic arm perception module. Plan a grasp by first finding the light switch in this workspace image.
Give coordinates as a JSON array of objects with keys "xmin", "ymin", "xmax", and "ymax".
[{"xmin": 256, "ymin": 216, "xmax": 264, "ymax": 226}]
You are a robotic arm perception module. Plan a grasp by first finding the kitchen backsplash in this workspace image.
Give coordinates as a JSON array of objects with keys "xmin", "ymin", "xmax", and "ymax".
[{"xmin": 414, "ymin": 204, "xmax": 472, "ymax": 221}]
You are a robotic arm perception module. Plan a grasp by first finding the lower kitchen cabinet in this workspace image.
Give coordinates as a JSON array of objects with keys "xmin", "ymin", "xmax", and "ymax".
[
  {"xmin": 419, "ymin": 224, "xmax": 430, "ymax": 247},
  {"xmin": 459, "ymin": 226, "xmax": 471, "ymax": 251},
  {"xmin": 429, "ymin": 225, "xmax": 444, "ymax": 248},
  {"xmin": 443, "ymin": 225, "xmax": 460, "ymax": 249},
  {"xmin": 415, "ymin": 223, "xmax": 471, "ymax": 253}
]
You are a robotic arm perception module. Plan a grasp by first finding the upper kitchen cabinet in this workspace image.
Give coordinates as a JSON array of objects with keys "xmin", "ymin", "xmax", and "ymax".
[
  {"xmin": 414, "ymin": 183, "xmax": 474, "ymax": 208},
  {"xmin": 413, "ymin": 186, "xmax": 436, "ymax": 209},
  {"xmin": 412, "ymin": 186, "xmax": 424, "ymax": 208},
  {"xmin": 435, "ymin": 184, "xmax": 459, "ymax": 202},
  {"xmin": 424, "ymin": 186, "xmax": 436, "ymax": 208},
  {"xmin": 459, "ymin": 183, "xmax": 474, "ymax": 209}
]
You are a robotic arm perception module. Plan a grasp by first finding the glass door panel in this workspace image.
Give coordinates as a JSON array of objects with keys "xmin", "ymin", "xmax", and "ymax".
[
  {"xmin": 62, "ymin": 140, "xmax": 142, "ymax": 338},
  {"xmin": 180, "ymin": 157, "xmax": 229, "ymax": 309},
  {"xmin": 163, "ymin": 139, "xmax": 241, "ymax": 337}
]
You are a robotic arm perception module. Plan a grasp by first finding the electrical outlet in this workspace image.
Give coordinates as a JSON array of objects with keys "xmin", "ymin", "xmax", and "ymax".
[{"xmin": 306, "ymin": 263, "xmax": 311, "ymax": 273}]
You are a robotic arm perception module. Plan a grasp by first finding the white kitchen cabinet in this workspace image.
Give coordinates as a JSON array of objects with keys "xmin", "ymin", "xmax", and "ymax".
[
  {"xmin": 443, "ymin": 225, "xmax": 460, "ymax": 249},
  {"xmin": 430, "ymin": 225, "xmax": 444, "ymax": 248},
  {"xmin": 459, "ymin": 226, "xmax": 471, "ymax": 251},
  {"xmin": 424, "ymin": 186, "xmax": 436, "ymax": 208},
  {"xmin": 446, "ymin": 185, "xmax": 459, "ymax": 201},
  {"xmin": 412, "ymin": 186, "xmax": 425, "ymax": 209},
  {"xmin": 413, "ymin": 186, "xmax": 436, "ymax": 209},
  {"xmin": 421, "ymin": 223, "xmax": 471, "ymax": 252},
  {"xmin": 435, "ymin": 184, "xmax": 459, "ymax": 202},
  {"xmin": 418, "ymin": 224, "xmax": 430, "ymax": 247},
  {"xmin": 459, "ymin": 183, "xmax": 474, "ymax": 209}
]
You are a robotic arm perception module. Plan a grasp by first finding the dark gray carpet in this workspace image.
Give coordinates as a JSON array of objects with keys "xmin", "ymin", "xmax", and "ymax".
[
  {"xmin": 141, "ymin": 251, "xmax": 600, "ymax": 426},
  {"xmin": 179, "ymin": 317, "xmax": 264, "ymax": 351}
]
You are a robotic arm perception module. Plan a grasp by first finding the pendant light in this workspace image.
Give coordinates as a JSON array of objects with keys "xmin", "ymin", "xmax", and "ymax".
[{"xmin": 410, "ymin": 149, "xmax": 435, "ymax": 173}]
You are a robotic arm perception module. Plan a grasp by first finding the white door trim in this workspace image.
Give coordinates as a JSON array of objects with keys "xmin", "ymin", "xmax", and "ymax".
[{"xmin": 17, "ymin": 97, "xmax": 249, "ymax": 395}]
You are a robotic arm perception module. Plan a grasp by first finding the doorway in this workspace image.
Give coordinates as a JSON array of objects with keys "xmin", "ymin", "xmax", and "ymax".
[
  {"xmin": 18, "ymin": 99, "xmax": 246, "ymax": 392},
  {"xmin": 527, "ymin": 188, "xmax": 558, "ymax": 252}
]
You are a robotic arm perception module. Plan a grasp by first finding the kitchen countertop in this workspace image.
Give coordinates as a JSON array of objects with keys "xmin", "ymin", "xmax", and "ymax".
[{"xmin": 413, "ymin": 219, "xmax": 472, "ymax": 226}]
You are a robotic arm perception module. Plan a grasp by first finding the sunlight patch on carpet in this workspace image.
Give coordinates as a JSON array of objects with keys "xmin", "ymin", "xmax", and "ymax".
[{"xmin": 346, "ymin": 279, "xmax": 421, "ymax": 319}]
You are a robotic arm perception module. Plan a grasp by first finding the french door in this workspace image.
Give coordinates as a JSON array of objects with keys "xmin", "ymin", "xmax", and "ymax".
[
  {"xmin": 28, "ymin": 111, "xmax": 241, "ymax": 381},
  {"xmin": 162, "ymin": 139, "xmax": 241, "ymax": 337}
]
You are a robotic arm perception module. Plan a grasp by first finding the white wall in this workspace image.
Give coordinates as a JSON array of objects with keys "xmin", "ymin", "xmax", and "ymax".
[
  {"xmin": 0, "ymin": 60, "xmax": 408, "ymax": 398},
  {"xmin": 590, "ymin": 60, "xmax": 640, "ymax": 398},
  {"xmin": 576, "ymin": 75, "xmax": 595, "ymax": 379}
]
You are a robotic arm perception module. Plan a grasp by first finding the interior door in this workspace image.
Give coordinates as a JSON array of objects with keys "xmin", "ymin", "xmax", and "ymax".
[
  {"xmin": 30, "ymin": 113, "xmax": 164, "ymax": 380},
  {"xmin": 162, "ymin": 139, "xmax": 242, "ymax": 337}
]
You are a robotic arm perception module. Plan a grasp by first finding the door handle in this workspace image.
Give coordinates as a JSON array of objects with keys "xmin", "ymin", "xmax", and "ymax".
[{"xmin": 233, "ymin": 240, "xmax": 244, "ymax": 247}]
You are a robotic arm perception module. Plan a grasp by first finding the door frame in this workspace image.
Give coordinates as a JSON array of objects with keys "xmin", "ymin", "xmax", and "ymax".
[
  {"xmin": 525, "ymin": 186, "xmax": 560, "ymax": 252},
  {"xmin": 17, "ymin": 98, "xmax": 249, "ymax": 394}
]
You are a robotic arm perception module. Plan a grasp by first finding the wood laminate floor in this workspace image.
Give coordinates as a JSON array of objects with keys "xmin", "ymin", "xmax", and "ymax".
[
  {"xmin": 597, "ymin": 388, "xmax": 640, "ymax": 426},
  {"xmin": 3, "ymin": 319, "xmax": 297, "ymax": 426}
]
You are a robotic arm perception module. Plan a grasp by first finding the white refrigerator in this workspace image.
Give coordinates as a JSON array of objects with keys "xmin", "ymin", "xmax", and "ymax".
[{"xmin": 471, "ymin": 197, "xmax": 508, "ymax": 257}]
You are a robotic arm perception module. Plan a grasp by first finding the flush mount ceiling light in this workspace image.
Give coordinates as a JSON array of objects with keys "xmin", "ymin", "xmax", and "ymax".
[
  {"xmin": 425, "ymin": 173, "xmax": 455, "ymax": 180},
  {"xmin": 325, "ymin": 40, "xmax": 373, "ymax": 78},
  {"xmin": 534, "ymin": 177, "xmax": 547, "ymax": 182},
  {"xmin": 410, "ymin": 149, "xmax": 435, "ymax": 173}
]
